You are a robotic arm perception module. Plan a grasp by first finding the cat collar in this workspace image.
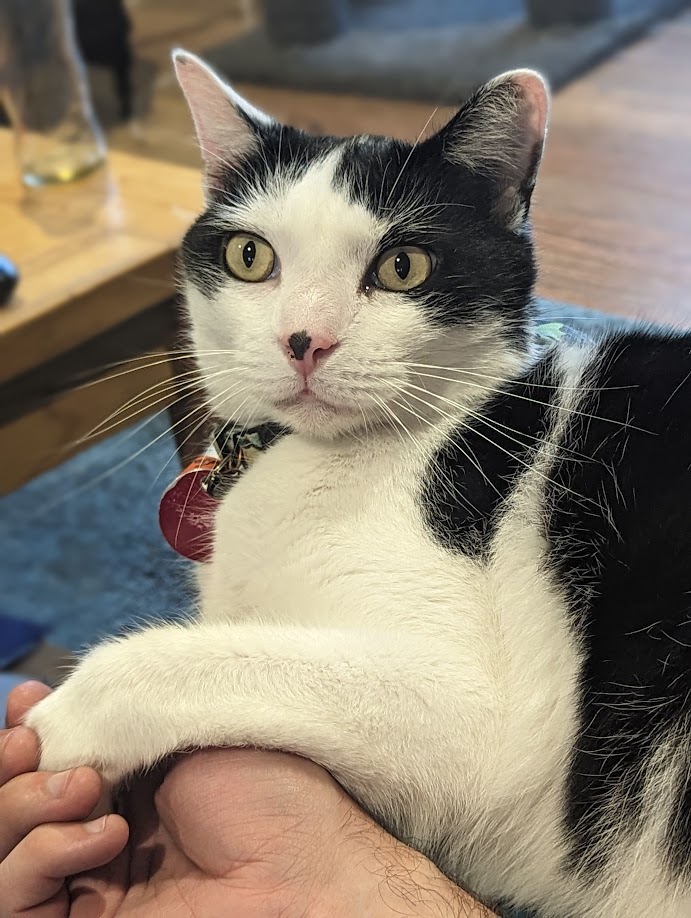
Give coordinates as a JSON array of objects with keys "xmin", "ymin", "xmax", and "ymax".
[{"xmin": 158, "ymin": 421, "xmax": 285, "ymax": 562}]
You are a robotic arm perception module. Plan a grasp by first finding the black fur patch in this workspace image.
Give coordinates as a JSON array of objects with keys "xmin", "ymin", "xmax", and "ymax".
[
  {"xmin": 182, "ymin": 122, "xmax": 536, "ymax": 355},
  {"xmin": 180, "ymin": 124, "xmax": 339, "ymax": 298},
  {"xmin": 216, "ymin": 123, "xmax": 338, "ymax": 209},
  {"xmin": 544, "ymin": 331, "xmax": 691, "ymax": 876},
  {"xmin": 421, "ymin": 353, "xmax": 559, "ymax": 558},
  {"xmin": 335, "ymin": 132, "xmax": 536, "ymax": 352}
]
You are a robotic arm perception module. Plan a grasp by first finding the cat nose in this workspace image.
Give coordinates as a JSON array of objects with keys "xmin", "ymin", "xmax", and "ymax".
[{"xmin": 282, "ymin": 330, "xmax": 339, "ymax": 379}]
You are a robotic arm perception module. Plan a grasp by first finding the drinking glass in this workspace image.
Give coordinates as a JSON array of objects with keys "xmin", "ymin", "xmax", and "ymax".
[{"xmin": 0, "ymin": 0, "xmax": 106, "ymax": 186}]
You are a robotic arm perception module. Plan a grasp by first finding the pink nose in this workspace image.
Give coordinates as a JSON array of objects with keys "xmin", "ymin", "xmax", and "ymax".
[{"xmin": 282, "ymin": 331, "xmax": 339, "ymax": 379}]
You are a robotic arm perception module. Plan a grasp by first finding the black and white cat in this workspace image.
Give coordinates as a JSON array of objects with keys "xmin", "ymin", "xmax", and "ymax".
[{"xmin": 26, "ymin": 52, "xmax": 691, "ymax": 917}]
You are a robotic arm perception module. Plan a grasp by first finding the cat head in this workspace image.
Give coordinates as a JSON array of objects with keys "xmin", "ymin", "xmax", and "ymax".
[{"xmin": 175, "ymin": 51, "xmax": 549, "ymax": 440}]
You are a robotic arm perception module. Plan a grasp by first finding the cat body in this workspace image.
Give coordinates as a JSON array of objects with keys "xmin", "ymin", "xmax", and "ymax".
[
  {"xmin": 200, "ymin": 331, "xmax": 691, "ymax": 916},
  {"xmin": 26, "ymin": 53, "xmax": 691, "ymax": 917}
]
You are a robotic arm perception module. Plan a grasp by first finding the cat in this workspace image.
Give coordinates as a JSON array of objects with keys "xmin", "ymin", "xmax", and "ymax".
[{"xmin": 25, "ymin": 51, "xmax": 691, "ymax": 917}]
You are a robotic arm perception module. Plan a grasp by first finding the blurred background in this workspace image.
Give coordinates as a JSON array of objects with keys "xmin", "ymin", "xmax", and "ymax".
[{"xmin": 0, "ymin": 0, "xmax": 690, "ymax": 699}]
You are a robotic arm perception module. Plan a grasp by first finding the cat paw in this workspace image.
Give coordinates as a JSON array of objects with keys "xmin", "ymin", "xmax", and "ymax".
[{"xmin": 23, "ymin": 639, "xmax": 161, "ymax": 785}]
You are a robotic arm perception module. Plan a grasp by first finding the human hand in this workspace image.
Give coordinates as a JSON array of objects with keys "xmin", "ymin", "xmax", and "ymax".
[
  {"xmin": 1, "ymin": 682, "xmax": 496, "ymax": 917},
  {"xmin": 0, "ymin": 681, "xmax": 129, "ymax": 916}
]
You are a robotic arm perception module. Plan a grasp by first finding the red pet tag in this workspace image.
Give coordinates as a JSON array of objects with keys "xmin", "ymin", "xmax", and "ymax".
[
  {"xmin": 159, "ymin": 422, "xmax": 284, "ymax": 563},
  {"xmin": 158, "ymin": 457, "xmax": 219, "ymax": 562}
]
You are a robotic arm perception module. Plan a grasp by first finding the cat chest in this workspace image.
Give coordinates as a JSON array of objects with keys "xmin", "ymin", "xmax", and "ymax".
[{"xmin": 201, "ymin": 436, "xmax": 489, "ymax": 625}]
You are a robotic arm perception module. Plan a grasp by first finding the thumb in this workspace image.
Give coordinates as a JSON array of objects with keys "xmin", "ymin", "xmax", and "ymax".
[{"xmin": 6, "ymin": 682, "xmax": 52, "ymax": 729}]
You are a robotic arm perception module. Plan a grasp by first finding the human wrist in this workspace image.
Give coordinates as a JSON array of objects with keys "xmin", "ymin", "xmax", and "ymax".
[{"xmin": 318, "ymin": 800, "xmax": 497, "ymax": 918}]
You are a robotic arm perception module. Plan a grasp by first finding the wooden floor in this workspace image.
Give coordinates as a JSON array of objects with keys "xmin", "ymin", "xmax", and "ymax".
[{"xmin": 114, "ymin": 2, "xmax": 691, "ymax": 328}]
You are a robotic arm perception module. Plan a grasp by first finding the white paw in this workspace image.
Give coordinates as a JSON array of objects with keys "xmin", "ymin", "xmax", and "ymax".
[{"xmin": 24, "ymin": 638, "xmax": 166, "ymax": 785}]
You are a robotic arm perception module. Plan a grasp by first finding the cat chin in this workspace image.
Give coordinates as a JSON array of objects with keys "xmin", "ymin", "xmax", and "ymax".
[{"xmin": 271, "ymin": 401, "xmax": 365, "ymax": 440}]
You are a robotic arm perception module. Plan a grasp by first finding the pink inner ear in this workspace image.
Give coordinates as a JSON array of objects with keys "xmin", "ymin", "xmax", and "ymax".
[
  {"xmin": 512, "ymin": 70, "xmax": 550, "ymax": 145},
  {"xmin": 174, "ymin": 52, "xmax": 259, "ymax": 181}
]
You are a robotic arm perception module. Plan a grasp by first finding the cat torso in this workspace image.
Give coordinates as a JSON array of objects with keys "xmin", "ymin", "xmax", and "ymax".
[
  {"xmin": 201, "ymin": 350, "xmax": 582, "ymax": 908},
  {"xmin": 200, "ymin": 330, "xmax": 691, "ymax": 914}
]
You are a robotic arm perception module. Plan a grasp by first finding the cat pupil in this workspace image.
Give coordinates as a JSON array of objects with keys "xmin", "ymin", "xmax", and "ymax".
[
  {"xmin": 395, "ymin": 251, "xmax": 410, "ymax": 280},
  {"xmin": 242, "ymin": 241, "xmax": 256, "ymax": 269}
]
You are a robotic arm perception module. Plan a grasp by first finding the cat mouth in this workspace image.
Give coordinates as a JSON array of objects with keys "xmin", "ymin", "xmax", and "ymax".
[{"xmin": 275, "ymin": 391, "xmax": 351, "ymax": 413}]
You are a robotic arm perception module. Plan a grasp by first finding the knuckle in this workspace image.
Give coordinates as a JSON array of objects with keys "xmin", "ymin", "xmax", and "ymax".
[{"xmin": 0, "ymin": 771, "xmax": 44, "ymax": 808}]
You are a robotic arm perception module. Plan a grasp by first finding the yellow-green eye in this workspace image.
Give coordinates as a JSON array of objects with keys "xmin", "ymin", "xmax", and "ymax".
[
  {"xmin": 224, "ymin": 233, "xmax": 275, "ymax": 282},
  {"xmin": 374, "ymin": 246, "xmax": 433, "ymax": 292}
]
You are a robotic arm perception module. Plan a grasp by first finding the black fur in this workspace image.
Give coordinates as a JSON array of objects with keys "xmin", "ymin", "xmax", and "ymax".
[
  {"xmin": 336, "ymin": 132, "xmax": 536, "ymax": 351},
  {"xmin": 546, "ymin": 331, "xmax": 691, "ymax": 876},
  {"xmin": 422, "ymin": 327, "xmax": 691, "ymax": 878},
  {"xmin": 181, "ymin": 124, "xmax": 337, "ymax": 298},
  {"xmin": 422, "ymin": 357, "xmax": 559, "ymax": 558}
]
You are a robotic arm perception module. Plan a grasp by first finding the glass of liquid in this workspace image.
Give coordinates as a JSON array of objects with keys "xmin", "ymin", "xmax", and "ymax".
[{"xmin": 0, "ymin": 0, "xmax": 106, "ymax": 186}]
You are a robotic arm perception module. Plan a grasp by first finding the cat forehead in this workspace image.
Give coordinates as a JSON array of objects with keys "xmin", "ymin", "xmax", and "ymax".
[{"xmin": 211, "ymin": 141, "xmax": 396, "ymax": 258}]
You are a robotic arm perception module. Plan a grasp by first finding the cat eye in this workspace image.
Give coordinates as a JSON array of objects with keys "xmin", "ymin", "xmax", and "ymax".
[
  {"xmin": 374, "ymin": 246, "xmax": 433, "ymax": 292},
  {"xmin": 224, "ymin": 233, "xmax": 276, "ymax": 282}
]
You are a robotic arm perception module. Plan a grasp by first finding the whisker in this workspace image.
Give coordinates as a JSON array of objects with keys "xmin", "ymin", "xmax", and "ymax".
[
  {"xmin": 404, "ymin": 362, "xmax": 635, "ymax": 393},
  {"xmin": 406, "ymin": 369, "xmax": 651, "ymax": 434},
  {"xmin": 150, "ymin": 376, "xmax": 255, "ymax": 492},
  {"xmin": 149, "ymin": 404, "xmax": 214, "ymax": 490},
  {"xmin": 385, "ymin": 382, "xmax": 504, "ymax": 502},
  {"xmin": 70, "ymin": 348, "xmax": 249, "ymax": 393},
  {"xmin": 385, "ymin": 107, "xmax": 439, "ymax": 208},
  {"xmin": 386, "ymin": 391, "xmax": 487, "ymax": 519},
  {"xmin": 369, "ymin": 391, "xmax": 414, "ymax": 452},
  {"xmin": 396, "ymin": 384, "xmax": 596, "ymax": 509},
  {"xmin": 76, "ymin": 368, "xmax": 213, "ymax": 446},
  {"xmin": 401, "ymin": 378, "xmax": 592, "ymax": 465},
  {"xmin": 74, "ymin": 367, "xmax": 233, "ymax": 447}
]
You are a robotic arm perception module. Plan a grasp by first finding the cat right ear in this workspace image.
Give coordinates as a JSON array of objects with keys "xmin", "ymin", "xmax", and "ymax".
[
  {"xmin": 173, "ymin": 49, "xmax": 272, "ymax": 197},
  {"xmin": 437, "ymin": 69, "xmax": 549, "ymax": 231}
]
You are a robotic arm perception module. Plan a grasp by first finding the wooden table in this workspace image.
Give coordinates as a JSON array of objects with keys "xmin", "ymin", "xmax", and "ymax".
[{"xmin": 0, "ymin": 130, "xmax": 203, "ymax": 494}]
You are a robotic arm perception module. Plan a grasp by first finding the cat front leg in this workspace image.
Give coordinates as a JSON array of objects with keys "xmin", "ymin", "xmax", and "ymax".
[{"xmin": 24, "ymin": 622, "xmax": 492, "ymax": 820}]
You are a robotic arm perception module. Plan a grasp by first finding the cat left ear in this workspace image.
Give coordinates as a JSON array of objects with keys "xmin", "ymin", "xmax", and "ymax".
[
  {"xmin": 173, "ymin": 49, "xmax": 273, "ymax": 198},
  {"xmin": 439, "ymin": 70, "xmax": 549, "ymax": 230}
]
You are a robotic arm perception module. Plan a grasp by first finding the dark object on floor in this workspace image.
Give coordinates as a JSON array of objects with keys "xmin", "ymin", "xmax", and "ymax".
[
  {"xmin": 73, "ymin": 0, "xmax": 133, "ymax": 120},
  {"xmin": 0, "ymin": 300, "xmax": 630, "ymax": 655},
  {"xmin": 0, "ymin": 255, "xmax": 19, "ymax": 306},
  {"xmin": 526, "ymin": 0, "xmax": 613, "ymax": 27},
  {"xmin": 208, "ymin": 0, "xmax": 686, "ymax": 104},
  {"xmin": 0, "ymin": 612, "xmax": 45, "ymax": 669},
  {"xmin": 264, "ymin": 0, "xmax": 349, "ymax": 45}
]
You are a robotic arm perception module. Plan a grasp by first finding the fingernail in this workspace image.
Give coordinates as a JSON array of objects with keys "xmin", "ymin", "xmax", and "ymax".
[
  {"xmin": 45, "ymin": 769, "xmax": 74, "ymax": 798},
  {"xmin": 84, "ymin": 815, "xmax": 108, "ymax": 834}
]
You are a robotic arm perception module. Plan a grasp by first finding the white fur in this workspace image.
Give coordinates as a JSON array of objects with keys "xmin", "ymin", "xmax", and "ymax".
[
  {"xmin": 187, "ymin": 148, "xmax": 520, "ymax": 441},
  {"xmin": 26, "ymin": 147, "xmax": 691, "ymax": 918}
]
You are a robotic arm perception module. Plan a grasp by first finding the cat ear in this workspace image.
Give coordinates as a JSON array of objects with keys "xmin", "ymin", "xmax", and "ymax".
[
  {"xmin": 439, "ymin": 70, "xmax": 549, "ymax": 230},
  {"xmin": 173, "ymin": 49, "xmax": 273, "ymax": 197}
]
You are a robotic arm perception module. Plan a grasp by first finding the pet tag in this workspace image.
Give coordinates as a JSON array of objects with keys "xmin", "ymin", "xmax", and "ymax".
[
  {"xmin": 158, "ymin": 456, "xmax": 219, "ymax": 562},
  {"xmin": 159, "ymin": 422, "xmax": 287, "ymax": 562}
]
